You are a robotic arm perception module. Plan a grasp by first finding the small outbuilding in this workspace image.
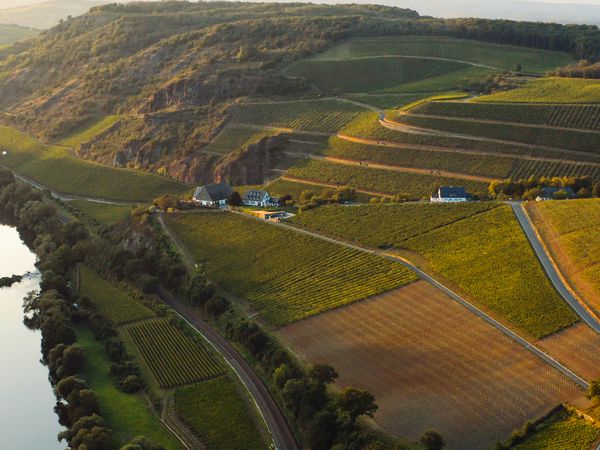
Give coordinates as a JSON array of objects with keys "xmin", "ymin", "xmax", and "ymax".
[
  {"xmin": 242, "ymin": 189, "xmax": 275, "ymax": 207},
  {"xmin": 192, "ymin": 182, "xmax": 233, "ymax": 208},
  {"xmin": 430, "ymin": 186, "xmax": 469, "ymax": 203}
]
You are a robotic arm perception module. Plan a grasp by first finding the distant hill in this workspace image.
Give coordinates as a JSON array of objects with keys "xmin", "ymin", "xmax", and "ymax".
[
  {"xmin": 0, "ymin": 23, "xmax": 38, "ymax": 45},
  {"xmin": 0, "ymin": 0, "xmax": 110, "ymax": 29}
]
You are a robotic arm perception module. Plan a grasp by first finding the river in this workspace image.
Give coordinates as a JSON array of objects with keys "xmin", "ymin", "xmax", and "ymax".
[{"xmin": 0, "ymin": 224, "xmax": 64, "ymax": 450}]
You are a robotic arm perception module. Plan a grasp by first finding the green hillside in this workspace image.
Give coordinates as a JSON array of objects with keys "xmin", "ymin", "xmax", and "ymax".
[{"xmin": 0, "ymin": 23, "xmax": 38, "ymax": 45}]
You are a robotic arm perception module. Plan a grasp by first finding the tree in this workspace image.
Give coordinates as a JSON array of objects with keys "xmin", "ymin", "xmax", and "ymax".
[
  {"xmin": 227, "ymin": 191, "xmax": 242, "ymax": 206},
  {"xmin": 121, "ymin": 436, "xmax": 166, "ymax": 450},
  {"xmin": 515, "ymin": 62, "xmax": 522, "ymax": 72},
  {"xmin": 154, "ymin": 194, "xmax": 177, "ymax": 211},
  {"xmin": 337, "ymin": 388, "xmax": 378, "ymax": 422},
  {"xmin": 593, "ymin": 181, "xmax": 600, "ymax": 197},
  {"xmin": 309, "ymin": 363, "xmax": 338, "ymax": 385},
  {"xmin": 273, "ymin": 363, "xmax": 293, "ymax": 389},
  {"xmin": 60, "ymin": 414, "xmax": 111, "ymax": 450},
  {"xmin": 0, "ymin": 168, "xmax": 15, "ymax": 188},
  {"xmin": 420, "ymin": 430, "xmax": 446, "ymax": 450},
  {"xmin": 588, "ymin": 378, "xmax": 600, "ymax": 400}
]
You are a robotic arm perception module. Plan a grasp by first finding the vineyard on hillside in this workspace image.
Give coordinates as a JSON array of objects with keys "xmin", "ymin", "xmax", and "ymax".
[
  {"xmin": 403, "ymin": 206, "xmax": 579, "ymax": 338},
  {"xmin": 57, "ymin": 115, "xmax": 121, "ymax": 149},
  {"xmin": 175, "ymin": 377, "xmax": 265, "ymax": 450},
  {"xmin": 509, "ymin": 159, "xmax": 600, "ymax": 180},
  {"xmin": 325, "ymin": 136, "xmax": 514, "ymax": 178},
  {"xmin": 231, "ymin": 100, "xmax": 365, "ymax": 132},
  {"xmin": 69, "ymin": 200, "xmax": 133, "ymax": 226},
  {"xmin": 165, "ymin": 212, "xmax": 417, "ymax": 326},
  {"xmin": 288, "ymin": 202, "xmax": 499, "ymax": 249},
  {"xmin": 412, "ymin": 101, "xmax": 600, "ymax": 131},
  {"xmin": 306, "ymin": 37, "xmax": 572, "ymax": 72},
  {"xmin": 286, "ymin": 159, "xmax": 489, "ymax": 197},
  {"xmin": 126, "ymin": 319, "xmax": 224, "ymax": 388},
  {"xmin": 78, "ymin": 265, "xmax": 155, "ymax": 325},
  {"xmin": 265, "ymin": 178, "xmax": 377, "ymax": 203},
  {"xmin": 202, "ymin": 125, "xmax": 276, "ymax": 155},
  {"xmin": 278, "ymin": 281, "xmax": 581, "ymax": 450},
  {"xmin": 285, "ymin": 57, "xmax": 467, "ymax": 92},
  {"xmin": 475, "ymin": 78, "xmax": 600, "ymax": 103}
]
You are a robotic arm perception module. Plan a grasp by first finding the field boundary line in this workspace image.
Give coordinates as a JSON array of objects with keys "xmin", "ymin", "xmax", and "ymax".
[
  {"xmin": 308, "ymin": 54, "xmax": 500, "ymax": 70},
  {"xmin": 335, "ymin": 134, "xmax": 600, "ymax": 167},
  {"xmin": 511, "ymin": 201, "xmax": 600, "ymax": 332},
  {"xmin": 232, "ymin": 211, "xmax": 590, "ymax": 389}
]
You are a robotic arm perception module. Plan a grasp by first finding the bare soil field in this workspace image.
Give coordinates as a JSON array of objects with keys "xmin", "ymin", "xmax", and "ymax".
[
  {"xmin": 278, "ymin": 281, "xmax": 582, "ymax": 450},
  {"xmin": 537, "ymin": 322, "xmax": 600, "ymax": 381}
]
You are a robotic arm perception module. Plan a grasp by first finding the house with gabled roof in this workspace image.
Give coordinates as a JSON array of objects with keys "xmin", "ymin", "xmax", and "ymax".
[
  {"xmin": 242, "ymin": 189, "xmax": 275, "ymax": 207},
  {"xmin": 430, "ymin": 186, "xmax": 469, "ymax": 203},
  {"xmin": 193, "ymin": 182, "xmax": 233, "ymax": 207}
]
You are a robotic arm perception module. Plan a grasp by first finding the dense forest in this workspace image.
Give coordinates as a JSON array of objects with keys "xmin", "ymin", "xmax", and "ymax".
[{"xmin": 2, "ymin": 1, "xmax": 600, "ymax": 182}]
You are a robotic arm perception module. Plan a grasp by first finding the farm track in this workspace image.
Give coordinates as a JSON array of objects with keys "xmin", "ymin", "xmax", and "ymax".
[
  {"xmin": 225, "ymin": 210, "xmax": 589, "ymax": 389},
  {"xmin": 510, "ymin": 202, "xmax": 600, "ymax": 333},
  {"xmin": 336, "ymin": 134, "xmax": 600, "ymax": 167},
  {"xmin": 397, "ymin": 110, "xmax": 600, "ymax": 135}
]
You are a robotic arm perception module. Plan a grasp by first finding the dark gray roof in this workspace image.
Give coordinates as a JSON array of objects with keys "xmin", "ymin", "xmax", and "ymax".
[
  {"xmin": 436, "ymin": 186, "xmax": 467, "ymax": 199},
  {"xmin": 243, "ymin": 190, "xmax": 270, "ymax": 202},
  {"xmin": 194, "ymin": 182, "xmax": 232, "ymax": 202}
]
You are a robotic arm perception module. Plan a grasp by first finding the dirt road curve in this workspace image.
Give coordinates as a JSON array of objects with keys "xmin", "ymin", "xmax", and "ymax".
[
  {"xmin": 157, "ymin": 288, "xmax": 299, "ymax": 450},
  {"xmin": 510, "ymin": 202, "xmax": 600, "ymax": 334}
]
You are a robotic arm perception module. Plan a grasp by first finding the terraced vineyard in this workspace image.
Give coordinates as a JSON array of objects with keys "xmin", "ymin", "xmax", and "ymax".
[
  {"xmin": 0, "ymin": 125, "xmax": 189, "ymax": 201},
  {"xmin": 402, "ymin": 206, "xmax": 579, "ymax": 338},
  {"xmin": 265, "ymin": 177, "xmax": 377, "ymax": 203},
  {"xmin": 69, "ymin": 200, "xmax": 134, "ymax": 226},
  {"xmin": 325, "ymin": 136, "xmax": 514, "ymax": 178},
  {"xmin": 165, "ymin": 212, "xmax": 417, "ymax": 326},
  {"xmin": 203, "ymin": 125, "xmax": 276, "ymax": 155},
  {"xmin": 509, "ymin": 159, "xmax": 600, "ymax": 180},
  {"xmin": 231, "ymin": 100, "xmax": 365, "ymax": 132},
  {"xmin": 126, "ymin": 319, "xmax": 224, "ymax": 388},
  {"xmin": 509, "ymin": 408, "xmax": 600, "ymax": 450},
  {"xmin": 57, "ymin": 115, "xmax": 121, "ymax": 148},
  {"xmin": 286, "ymin": 159, "xmax": 489, "ymax": 198},
  {"xmin": 412, "ymin": 101, "xmax": 600, "ymax": 131},
  {"xmin": 307, "ymin": 37, "xmax": 572, "ymax": 72},
  {"xmin": 279, "ymin": 281, "xmax": 581, "ymax": 450},
  {"xmin": 288, "ymin": 202, "xmax": 499, "ymax": 249},
  {"xmin": 475, "ymin": 77, "xmax": 600, "ymax": 103},
  {"xmin": 396, "ymin": 114, "xmax": 600, "ymax": 156},
  {"xmin": 78, "ymin": 265, "xmax": 155, "ymax": 325}
]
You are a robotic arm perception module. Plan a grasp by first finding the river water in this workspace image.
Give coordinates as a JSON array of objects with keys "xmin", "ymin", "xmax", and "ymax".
[{"xmin": 0, "ymin": 224, "xmax": 64, "ymax": 449}]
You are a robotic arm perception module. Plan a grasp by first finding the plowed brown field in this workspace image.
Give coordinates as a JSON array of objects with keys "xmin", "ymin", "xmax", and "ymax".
[
  {"xmin": 537, "ymin": 322, "xmax": 600, "ymax": 381},
  {"xmin": 278, "ymin": 281, "xmax": 582, "ymax": 449}
]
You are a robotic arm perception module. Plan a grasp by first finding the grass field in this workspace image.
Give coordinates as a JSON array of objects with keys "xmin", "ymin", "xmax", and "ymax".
[
  {"xmin": 324, "ymin": 136, "xmax": 514, "ymax": 179},
  {"xmin": 285, "ymin": 159, "xmax": 489, "ymax": 198},
  {"xmin": 125, "ymin": 319, "xmax": 224, "ymax": 389},
  {"xmin": 279, "ymin": 280, "xmax": 581, "ymax": 450},
  {"xmin": 231, "ymin": 99, "xmax": 365, "ymax": 132},
  {"xmin": 165, "ymin": 212, "xmax": 417, "ymax": 326},
  {"xmin": 538, "ymin": 323, "xmax": 600, "ymax": 381},
  {"xmin": 308, "ymin": 37, "xmax": 572, "ymax": 72},
  {"xmin": 289, "ymin": 202, "xmax": 498, "ymax": 249},
  {"xmin": 475, "ymin": 78, "xmax": 600, "ymax": 103},
  {"xmin": 174, "ymin": 377, "xmax": 266, "ymax": 450},
  {"xmin": 402, "ymin": 206, "xmax": 579, "ymax": 338},
  {"xmin": 0, "ymin": 24, "xmax": 38, "ymax": 45},
  {"xmin": 76, "ymin": 326, "xmax": 183, "ymax": 450},
  {"xmin": 78, "ymin": 265, "xmax": 155, "ymax": 325},
  {"xmin": 203, "ymin": 125, "xmax": 276, "ymax": 155},
  {"xmin": 69, "ymin": 200, "xmax": 133, "ymax": 226},
  {"xmin": 509, "ymin": 408, "xmax": 600, "ymax": 450},
  {"xmin": 57, "ymin": 115, "xmax": 121, "ymax": 149},
  {"xmin": 527, "ymin": 199, "xmax": 600, "ymax": 314},
  {"xmin": 0, "ymin": 125, "xmax": 189, "ymax": 201}
]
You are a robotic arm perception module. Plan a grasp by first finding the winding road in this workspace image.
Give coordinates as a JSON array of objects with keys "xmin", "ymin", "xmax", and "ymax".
[{"xmin": 510, "ymin": 201, "xmax": 600, "ymax": 333}]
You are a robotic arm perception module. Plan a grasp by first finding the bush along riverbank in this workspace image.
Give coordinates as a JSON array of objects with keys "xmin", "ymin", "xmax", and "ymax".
[
  {"xmin": 0, "ymin": 274, "xmax": 24, "ymax": 288},
  {"xmin": 0, "ymin": 166, "xmax": 424, "ymax": 450}
]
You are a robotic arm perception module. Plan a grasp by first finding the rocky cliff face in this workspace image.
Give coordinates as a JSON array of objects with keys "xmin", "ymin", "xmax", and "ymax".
[{"xmin": 213, "ymin": 134, "xmax": 287, "ymax": 186}]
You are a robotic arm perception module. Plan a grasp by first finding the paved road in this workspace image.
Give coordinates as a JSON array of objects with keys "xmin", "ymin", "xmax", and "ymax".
[
  {"xmin": 157, "ymin": 288, "xmax": 299, "ymax": 450},
  {"xmin": 230, "ymin": 211, "xmax": 589, "ymax": 389},
  {"xmin": 510, "ymin": 201, "xmax": 600, "ymax": 334}
]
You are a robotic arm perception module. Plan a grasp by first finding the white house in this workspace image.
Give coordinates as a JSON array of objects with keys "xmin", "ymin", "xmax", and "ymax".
[
  {"xmin": 535, "ymin": 187, "xmax": 576, "ymax": 201},
  {"xmin": 242, "ymin": 190, "xmax": 275, "ymax": 207},
  {"xmin": 192, "ymin": 182, "xmax": 233, "ymax": 207},
  {"xmin": 430, "ymin": 186, "xmax": 469, "ymax": 203}
]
